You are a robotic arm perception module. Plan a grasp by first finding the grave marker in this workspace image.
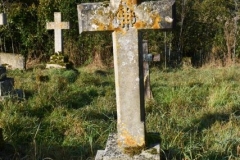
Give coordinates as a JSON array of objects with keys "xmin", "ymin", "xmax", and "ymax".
[
  {"xmin": 78, "ymin": 0, "xmax": 175, "ymax": 158},
  {"xmin": 46, "ymin": 12, "xmax": 70, "ymax": 54},
  {"xmin": 46, "ymin": 12, "xmax": 70, "ymax": 68},
  {"xmin": 142, "ymin": 40, "xmax": 160, "ymax": 100},
  {"xmin": 0, "ymin": 13, "xmax": 7, "ymax": 25}
]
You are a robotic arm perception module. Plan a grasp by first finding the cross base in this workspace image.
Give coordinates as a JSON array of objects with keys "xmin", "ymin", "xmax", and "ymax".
[{"xmin": 95, "ymin": 133, "xmax": 160, "ymax": 160}]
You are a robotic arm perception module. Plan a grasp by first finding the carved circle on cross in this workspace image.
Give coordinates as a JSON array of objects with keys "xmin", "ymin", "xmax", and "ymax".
[{"xmin": 116, "ymin": 2, "xmax": 136, "ymax": 30}]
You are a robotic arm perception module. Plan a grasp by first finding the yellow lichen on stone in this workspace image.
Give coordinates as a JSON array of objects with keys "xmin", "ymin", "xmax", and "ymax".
[
  {"xmin": 118, "ymin": 129, "xmax": 145, "ymax": 147},
  {"xmin": 91, "ymin": 19, "xmax": 114, "ymax": 31},
  {"xmin": 134, "ymin": 21, "xmax": 146, "ymax": 29},
  {"xmin": 151, "ymin": 14, "xmax": 161, "ymax": 29},
  {"xmin": 124, "ymin": 145, "xmax": 145, "ymax": 157}
]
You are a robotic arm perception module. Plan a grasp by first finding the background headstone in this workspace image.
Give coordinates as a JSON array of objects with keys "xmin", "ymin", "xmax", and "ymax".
[
  {"xmin": 142, "ymin": 40, "xmax": 160, "ymax": 100},
  {"xmin": 46, "ymin": 12, "xmax": 70, "ymax": 54},
  {"xmin": 46, "ymin": 12, "xmax": 70, "ymax": 69},
  {"xmin": 0, "ymin": 53, "xmax": 25, "ymax": 70}
]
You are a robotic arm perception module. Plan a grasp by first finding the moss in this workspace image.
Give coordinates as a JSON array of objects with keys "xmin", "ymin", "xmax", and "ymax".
[
  {"xmin": 147, "ymin": 148, "xmax": 158, "ymax": 154},
  {"xmin": 123, "ymin": 145, "xmax": 145, "ymax": 157},
  {"xmin": 48, "ymin": 53, "xmax": 72, "ymax": 68},
  {"xmin": 50, "ymin": 54, "xmax": 65, "ymax": 63}
]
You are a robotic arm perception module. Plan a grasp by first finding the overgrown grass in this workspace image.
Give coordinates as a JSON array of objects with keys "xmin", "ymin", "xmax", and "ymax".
[{"xmin": 0, "ymin": 66, "xmax": 240, "ymax": 159}]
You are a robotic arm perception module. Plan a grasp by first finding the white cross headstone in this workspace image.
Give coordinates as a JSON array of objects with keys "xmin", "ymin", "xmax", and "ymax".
[
  {"xmin": 46, "ymin": 12, "xmax": 70, "ymax": 54},
  {"xmin": 78, "ymin": 0, "xmax": 175, "ymax": 158}
]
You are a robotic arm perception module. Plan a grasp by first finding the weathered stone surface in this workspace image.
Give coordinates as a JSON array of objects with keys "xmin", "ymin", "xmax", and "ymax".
[
  {"xmin": 77, "ymin": 0, "xmax": 174, "ymax": 33},
  {"xmin": 95, "ymin": 134, "xmax": 160, "ymax": 160},
  {"xmin": 113, "ymin": 28, "xmax": 145, "ymax": 149},
  {"xmin": 0, "ymin": 53, "xmax": 25, "ymax": 70},
  {"xmin": 46, "ymin": 12, "xmax": 70, "ymax": 54}
]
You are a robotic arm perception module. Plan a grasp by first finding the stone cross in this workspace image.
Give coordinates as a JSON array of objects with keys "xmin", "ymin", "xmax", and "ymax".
[
  {"xmin": 78, "ymin": 0, "xmax": 175, "ymax": 154},
  {"xmin": 142, "ymin": 40, "xmax": 160, "ymax": 100},
  {"xmin": 46, "ymin": 12, "xmax": 70, "ymax": 54}
]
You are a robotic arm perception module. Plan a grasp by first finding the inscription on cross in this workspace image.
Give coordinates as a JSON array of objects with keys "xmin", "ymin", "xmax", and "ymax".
[
  {"xmin": 78, "ymin": 0, "xmax": 175, "ymax": 158},
  {"xmin": 46, "ymin": 12, "xmax": 70, "ymax": 54}
]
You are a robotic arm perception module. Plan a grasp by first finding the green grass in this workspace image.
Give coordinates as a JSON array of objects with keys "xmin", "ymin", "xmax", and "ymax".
[{"xmin": 0, "ymin": 66, "xmax": 240, "ymax": 159}]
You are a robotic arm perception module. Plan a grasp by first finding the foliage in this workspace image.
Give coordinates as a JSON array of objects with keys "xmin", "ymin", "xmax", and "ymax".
[
  {"xmin": 173, "ymin": 0, "xmax": 240, "ymax": 66},
  {"xmin": 0, "ymin": 0, "xmax": 239, "ymax": 67}
]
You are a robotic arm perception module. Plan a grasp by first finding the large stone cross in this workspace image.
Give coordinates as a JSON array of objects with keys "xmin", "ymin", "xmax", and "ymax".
[
  {"xmin": 46, "ymin": 12, "xmax": 70, "ymax": 54},
  {"xmin": 78, "ymin": 0, "xmax": 175, "ymax": 153}
]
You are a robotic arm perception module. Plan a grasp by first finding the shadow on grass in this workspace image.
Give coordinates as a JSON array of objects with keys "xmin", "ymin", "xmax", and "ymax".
[
  {"xmin": 232, "ymin": 105, "xmax": 240, "ymax": 116},
  {"xmin": 23, "ymin": 90, "xmax": 34, "ymax": 100},
  {"xmin": 94, "ymin": 70, "xmax": 109, "ymax": 76},
  {"xmin": 66, "ymin": 89, "xmax": 99, "ymax": 109},
  {"xmin": 160, "ymin": 148, "xmax": 184, "ymax": 160},
  {"xmin": 1, "ymin": 141, "xmax": 233, "ymax": 160},
  {"xmin": 28, "ymin": 105, "xmax": 54, "ymax": 119},
  {"xmin": 0, "ymin": 142, "xmax": 101, "ymax": 160},
  {"xmin": 82, "ymin": 110, "xmax": 117, "ymax": 121},
  {"xmin": 184, "ymin": 112, "xmax": 229, "ymax": 133}
]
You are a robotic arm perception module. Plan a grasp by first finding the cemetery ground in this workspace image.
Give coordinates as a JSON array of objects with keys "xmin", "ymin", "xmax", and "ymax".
[{"xmin": 0, "ymin": 65, "xmax": 240, "ymax": 160}]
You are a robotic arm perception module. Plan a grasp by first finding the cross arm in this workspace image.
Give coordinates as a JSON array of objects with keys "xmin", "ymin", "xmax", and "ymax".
[
  {"xmin": 77, "ymin": 0, "xmax": 175, "ymax": 33},
  {"xmin": 46, "ymin": 22, "xmax": 70, "ymax": 30},
  {"xmin": 77, "ymin": 3, "xmax": 114, "ymax": 33}
]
